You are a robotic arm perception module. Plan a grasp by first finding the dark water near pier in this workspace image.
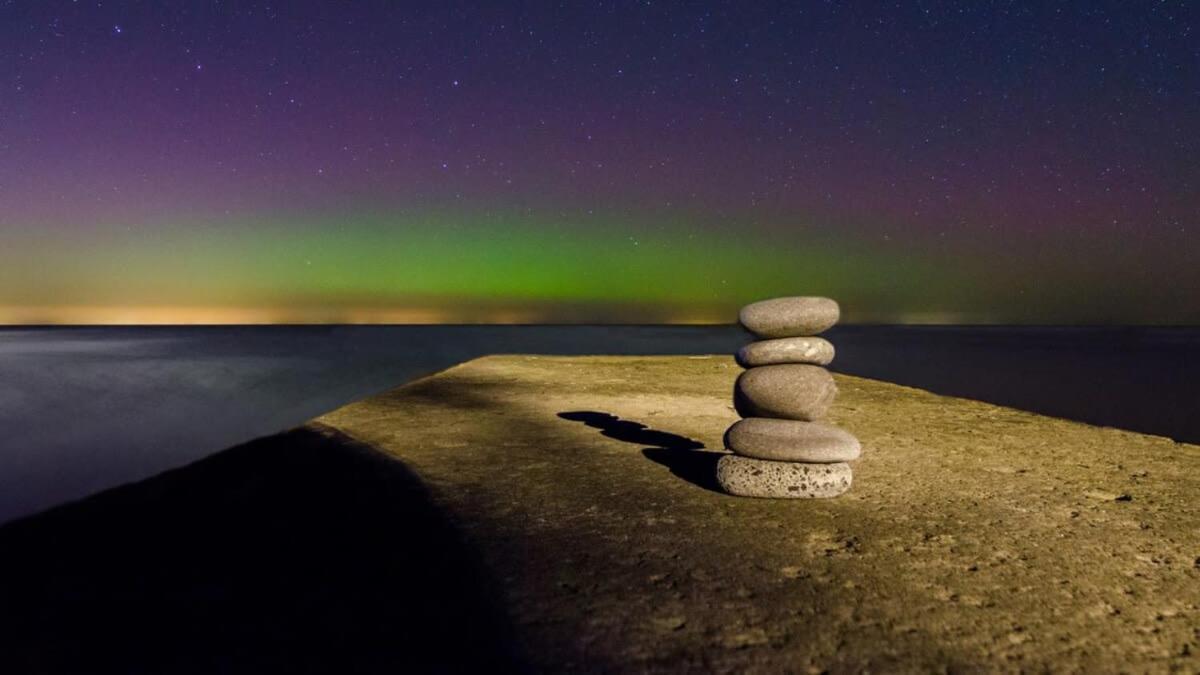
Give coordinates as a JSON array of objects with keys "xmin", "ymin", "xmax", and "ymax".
[{"xmin": 1, "ymin": 325, "xmax": 1197, "ymax": 524}]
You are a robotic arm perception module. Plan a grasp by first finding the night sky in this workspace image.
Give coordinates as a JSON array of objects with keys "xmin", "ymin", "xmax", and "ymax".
[{"xmin": 2, "ymin": 1, "xmax": 1197, "ymax": 324}]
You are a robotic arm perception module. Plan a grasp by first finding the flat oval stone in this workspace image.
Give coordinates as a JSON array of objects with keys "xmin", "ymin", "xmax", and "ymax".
[
  {"xmin": 724, "ymin": 418, "xmax": 860, "ymax": 462},
  {"xmin": 736, "ymin": 337, "xmax": 835, "ymax": 368},
  {"xmin": 738, "ymin": 296, "xmax": 840, "ymax": 338},
  {"xmin": 716, "ymin": 455, "xmax": 852, "ymax": 498},
  {"xmin": 734, "ymin": 364, "xmax": 836, "ymax": 421}
]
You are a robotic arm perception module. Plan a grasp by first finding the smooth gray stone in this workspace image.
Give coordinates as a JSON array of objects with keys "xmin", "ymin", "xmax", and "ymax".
[
  {"xmin": 724, "ymin": 418, "xmax": 860, "ymax": 462},
  {"xmin": 716, "ymin": 455, "xmax": 852, "ymax": 498},
  {"xmin": 736, "ymin": 337, "xmax": 835, "ymax": 368},
  {"xmin": 738, "ymin": 296, "xmax": 840, "ymax": 338},
  {"xmin": 734, "ymin": 364, "xmax": 836, "ymax": 421}
]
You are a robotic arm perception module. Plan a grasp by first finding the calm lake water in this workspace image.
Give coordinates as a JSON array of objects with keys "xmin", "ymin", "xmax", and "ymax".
[{"xmin": 1, "ymin": 325, "xmax": 1197, "ymax": 523}]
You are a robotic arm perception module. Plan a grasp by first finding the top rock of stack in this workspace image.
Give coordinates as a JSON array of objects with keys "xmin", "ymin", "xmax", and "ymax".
[{"xmin": 738, "ymin": 296, "xmax": 840, "ymax": 338}]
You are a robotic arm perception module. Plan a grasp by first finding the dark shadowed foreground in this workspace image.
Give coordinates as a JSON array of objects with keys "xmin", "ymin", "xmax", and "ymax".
[{"xmin": 0, "ymin": 426, "xmax": 523, "ymax": 674}]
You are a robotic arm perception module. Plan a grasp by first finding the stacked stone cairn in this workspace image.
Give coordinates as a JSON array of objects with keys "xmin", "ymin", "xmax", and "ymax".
[{"xmin": 716, "ymin": 296, "xmax": 861, "ymax": 499}]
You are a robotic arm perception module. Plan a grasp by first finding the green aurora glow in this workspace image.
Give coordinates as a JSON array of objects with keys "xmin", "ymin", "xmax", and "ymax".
[{"xmin": 3, "ymin": 209, "xmax": 1196, "ymax": 324}]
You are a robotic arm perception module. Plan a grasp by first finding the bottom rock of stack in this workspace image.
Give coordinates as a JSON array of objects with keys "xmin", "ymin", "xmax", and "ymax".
[{"xmin": 716, "ymin": 455, "xmax": 852, "ymax": 498}]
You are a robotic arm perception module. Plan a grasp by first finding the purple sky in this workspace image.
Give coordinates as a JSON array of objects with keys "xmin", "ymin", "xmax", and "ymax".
[{"xmin": 2, "ymin": 2, "xmax": 1197, "ymax": 323}]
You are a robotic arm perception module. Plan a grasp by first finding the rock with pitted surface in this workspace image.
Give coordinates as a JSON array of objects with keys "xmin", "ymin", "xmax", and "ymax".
[
  {"xmin": 734, "ymin": 364, "xmax": 837, "ymax": 421},
  {"xmin": 735, "ymin": 336, "xmax": 835, "ymax": 368},
  {"xmin": 716, "ymin": 455, "xmax": 852, "ymax": 498},
  {"xmin": 738, "ymin": 296, "xmax": 839, "ymax": 339},
  {"xmin": 724, "ymin": 418, "xmax": 860, "ymax": 462},
  {"xmin": 723, "ymin": 296, "xmax": 854, "ymax": 500}
]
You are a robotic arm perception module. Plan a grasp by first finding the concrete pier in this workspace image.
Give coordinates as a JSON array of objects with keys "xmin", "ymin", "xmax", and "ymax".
[{"xmin": 313, "ymin": 355, "xmax": 1200, "ymax": 671}]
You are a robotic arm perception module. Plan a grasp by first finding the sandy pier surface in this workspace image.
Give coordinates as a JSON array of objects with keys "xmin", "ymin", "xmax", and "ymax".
[{"xmin": 316, "ymin": 355, "xmax": 1199, "ymax": 672}]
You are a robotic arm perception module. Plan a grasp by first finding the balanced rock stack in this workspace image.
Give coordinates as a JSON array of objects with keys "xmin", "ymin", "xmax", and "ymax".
[{"xmin": 716, "ymin": 296, "xmax": 861, "ymax": 498}]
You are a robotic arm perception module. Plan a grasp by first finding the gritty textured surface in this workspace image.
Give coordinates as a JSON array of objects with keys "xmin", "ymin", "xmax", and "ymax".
[
  {"xmin": 725, "ymin": 418, "xmax": 861, "ymax": 462},
  {"xmin": 316, "ymin": 355, "xmax": 1200, "ymax": 673},
  {"xmin": 736, "ymin": 336, "xmax": 836, "ymax": 367},
  {"xmin": 734, "ymin": 363, "xmax": 837, "ymax": 421},
  {"xmin": 717, "ymin": 455, "xmax": 853, "ymax": 498},
  {"xmin": 738, "ymin": 296, "xmax": 840, "ymax": 338}
]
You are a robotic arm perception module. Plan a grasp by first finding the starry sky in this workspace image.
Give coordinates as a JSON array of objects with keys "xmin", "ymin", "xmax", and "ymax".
[{"xmin": 1, "ymin": 1, "xmax": 1197, "ymax": 324}]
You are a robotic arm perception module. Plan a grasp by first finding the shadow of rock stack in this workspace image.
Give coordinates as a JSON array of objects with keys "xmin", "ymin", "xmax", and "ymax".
[{"xmin": 718, "ymin": 296, "xmax": 861, "ymax": 498}]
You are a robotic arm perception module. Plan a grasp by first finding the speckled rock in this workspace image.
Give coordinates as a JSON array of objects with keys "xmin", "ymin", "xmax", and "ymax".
[
  {"xmin": 736, "ymin": 336, "xmax": 835, "ymax": 368},
  {"xmin": 724, "ymin": 418, "xmax": 860, "ymax": 462},
  {"xmin": 738, "ymin": 296, "xmax": 839, "ymax": 338},
  {"xmin": 734, "ymin": 364, "xmax": 837, "ymax": 421},
  {"xmin": 716, "ymin": 455, "xmax": 852, "ymax": 498}
]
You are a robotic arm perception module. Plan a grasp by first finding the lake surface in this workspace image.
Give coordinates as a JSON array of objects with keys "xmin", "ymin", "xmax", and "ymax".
[{"xmin": 1, "ymin": 325, "xmax": 1197, "ymax": 524}]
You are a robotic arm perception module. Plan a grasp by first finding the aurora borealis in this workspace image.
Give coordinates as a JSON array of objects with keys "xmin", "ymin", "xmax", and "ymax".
[{"xmin": 2, "ymin": 2, "xmax": 1197, "ymax": 324}]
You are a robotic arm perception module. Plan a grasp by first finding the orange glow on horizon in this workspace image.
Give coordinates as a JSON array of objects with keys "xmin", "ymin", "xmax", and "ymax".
[
  {"xmin": 0, "ymin": 304, "xmax": 995, "ymax": 326},
  {"xmin": 0, "ymin": 305, "xmax": 736, "ymax": 325}
]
